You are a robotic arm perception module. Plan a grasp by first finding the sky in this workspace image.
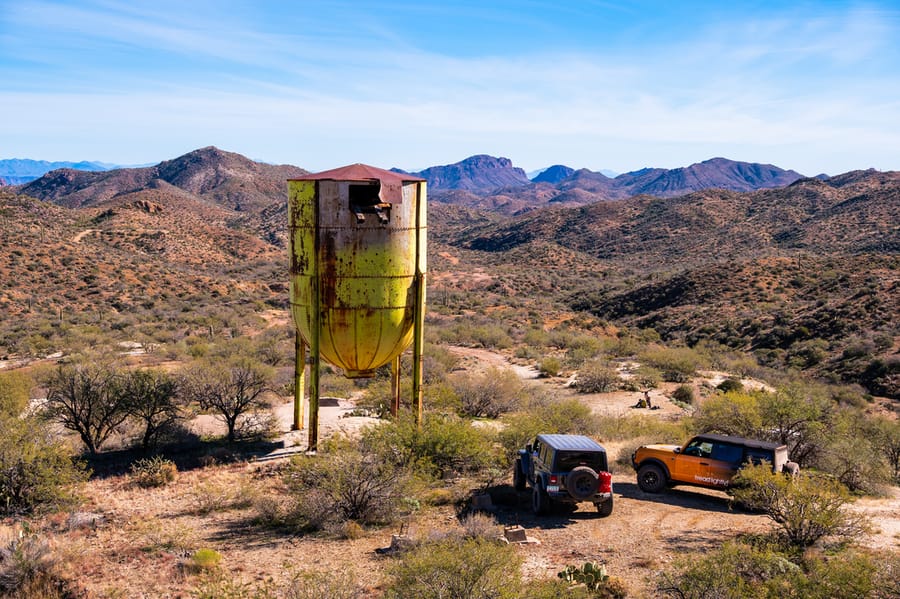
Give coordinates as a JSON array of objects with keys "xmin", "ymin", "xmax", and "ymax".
[{"xmin": 2, "ymin": 1, "xmax": 899, "ymax": 176}]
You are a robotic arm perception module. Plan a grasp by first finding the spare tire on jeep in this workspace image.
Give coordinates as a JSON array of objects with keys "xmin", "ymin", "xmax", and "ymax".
[{"xmin": 567, "ymin": 466, "xmax": 600, "ymax": 500}]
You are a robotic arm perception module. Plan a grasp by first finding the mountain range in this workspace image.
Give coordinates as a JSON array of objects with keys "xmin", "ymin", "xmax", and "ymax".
[
  {"xmin": 1, "ymin": 146, "xmax": 896, "ymax": 397},
  {"xmin": 407, "ymin": 155, "xmax": 804, "ymax": 214},
  {"xmin": 0, "ymin": 158, "xmax": 122, "ymax": 185}
]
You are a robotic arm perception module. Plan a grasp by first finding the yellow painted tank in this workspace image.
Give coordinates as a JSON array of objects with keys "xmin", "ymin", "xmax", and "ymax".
[{"xmin": 288, "ymin": 164, "xmax": 426, "ymax": 378}]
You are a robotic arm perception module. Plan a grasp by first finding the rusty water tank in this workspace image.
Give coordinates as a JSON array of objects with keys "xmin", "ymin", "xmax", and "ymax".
[{"xmin": 288, "ymin": 164, "xmax": 426, "ymax": 378}]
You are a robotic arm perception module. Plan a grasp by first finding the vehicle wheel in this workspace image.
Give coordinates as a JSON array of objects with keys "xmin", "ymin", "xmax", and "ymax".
[
  {"xmin": 513, "ymin": 459, "xmax": 526, "ymax": 491},
  {"xmin": 596, "ymin": 494, "xmax": 613, "ymax": 517},
  {"xmin": 637, "ymin": 464, "xmax": 667, "ymax": 493},
  {"xmin": 567, "ymin": 466, "xmax": 599, "ymax": 500},
  {"xmin": 532, "ymin": 483, "xmax": 551, "ymax": 515}
]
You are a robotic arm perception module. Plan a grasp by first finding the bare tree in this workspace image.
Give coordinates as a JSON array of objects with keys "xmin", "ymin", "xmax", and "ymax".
[
  {"xmin": 44, "ymin": 362, "xmax": 129, "ymax": 455},
  {"xmin": 181, "ymin": 358, "xmax": 272, "ymax": 442},
  {"xmin": 120, "ymin": 369, "xmax": 181, "ymax": 449}
]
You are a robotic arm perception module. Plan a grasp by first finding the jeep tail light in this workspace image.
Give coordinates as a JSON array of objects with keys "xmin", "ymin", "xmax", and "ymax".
[
  {"xmin": 549, "ymin": 475, "xmax": 558, "ymax": 484},
  {"xmin": 598, "ymin": 471, "xmax": 612, "ymax": 494}
]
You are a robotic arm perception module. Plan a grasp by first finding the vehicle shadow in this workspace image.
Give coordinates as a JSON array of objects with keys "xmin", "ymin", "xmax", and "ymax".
[
  {"xmin": 484, "ymin": 487, "xmax": 608, "ymax": 530},
  {"xmin": 614, "ymin": 482, "xmax": 736, "ymax": 514}
]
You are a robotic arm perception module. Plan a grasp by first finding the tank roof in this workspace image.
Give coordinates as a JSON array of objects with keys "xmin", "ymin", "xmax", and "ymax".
[{"xmin": 289, "ymin": 163, "xmax": 425, "ymax": 183}]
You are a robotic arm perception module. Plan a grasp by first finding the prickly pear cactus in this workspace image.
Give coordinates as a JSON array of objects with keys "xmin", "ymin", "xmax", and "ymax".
[{"xmin": 557, "ymin": 561, "xmax": 608, "ymax": 590}]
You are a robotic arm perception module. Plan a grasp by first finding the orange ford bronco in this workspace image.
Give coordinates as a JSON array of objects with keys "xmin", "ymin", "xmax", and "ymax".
[{"xmin": 631, "ymin": 433, "xmax": 798, "ymax": 493}]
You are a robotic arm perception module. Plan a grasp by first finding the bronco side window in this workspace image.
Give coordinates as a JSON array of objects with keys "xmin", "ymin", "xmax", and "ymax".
[
  {"xmin": 684, "ymin": 439, "xmax": 713, "ymax": 457},
  {"xmin": 711, "ymin": 443, "xmax": 743, "ymax": 464}
]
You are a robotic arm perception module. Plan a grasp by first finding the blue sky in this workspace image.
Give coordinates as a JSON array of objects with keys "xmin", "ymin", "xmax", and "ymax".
[{"xmin": 2, "ymin": 1, "xmax": 899, "ymax": 175}]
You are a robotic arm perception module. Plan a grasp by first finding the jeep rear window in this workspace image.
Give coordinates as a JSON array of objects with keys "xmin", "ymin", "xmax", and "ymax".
[{"xmin": 556, "ymin": 451, "xmax": 607, "ymax": 472}]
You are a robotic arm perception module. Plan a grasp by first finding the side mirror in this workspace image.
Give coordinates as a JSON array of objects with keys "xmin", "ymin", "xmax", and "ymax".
[
  {"xmin": 674, "ymin": 448, "xmax": 681, "ymax": 454},
  {"xmin": 525, "ymin": 444, "xmax": 533, "ymax": 453}
]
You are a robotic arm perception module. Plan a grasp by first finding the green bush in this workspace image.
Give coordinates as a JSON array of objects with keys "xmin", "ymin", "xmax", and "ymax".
[
  {"xmin": 284, "ymin": 444, "xmax": 410, "ymax": 528},
  {"xmin": 576, "ymin": 359, "xmax": 620, "ymax": 393},
  {"xmin": 641, "ymin": 346, "xmax": 706, "ymax": 382},
  {"xmin": 538, "ymin": 356, "xmax": 562, "ymax": 378},
  {"xmin": 633, "ymin": 365, "xmax": 661, "ymax": 390},
  {"xmin": 731, "ymin": 465, "xmax": 870, "ymax": 547},
  {"xmin": 0, "ymin": 415, "xmax": 88, "ymax": 515},
  {"xmin": 130, "ymin": 456, "xmax": 177, "ymax": 488},
  {"xmin": 0, "ymin": 370, "xmax": 31, "ymax": 418},
  {"xmin": 190, "ymin": 548, "xmax": 222, "ymax": 571},
  {"xmin": 361, "ymin": 413, "xmax": 498, "ymax": 478},
  {"xmin": 716, "ymin": 377, "xmax": 744, "ymax": 393},
  {"xmin": 451, "ymin": 367, "xmax": 525, "ymax": 418},
  {"xmin": 384, "ymin": 537, "xmax": 522, "ymax": 599},
  {"xmin": 671, "ymin": 384, "xmax": 694, "ymax": 406},
  {"xmin": 659, "ymin": 538, "xmax": 886, "ymax": 599}
]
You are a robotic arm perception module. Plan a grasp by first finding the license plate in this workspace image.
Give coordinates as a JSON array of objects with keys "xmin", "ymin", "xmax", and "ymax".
[{"xmin": 546, "ymin": 485, "xmax": 559, "ymax": 493}]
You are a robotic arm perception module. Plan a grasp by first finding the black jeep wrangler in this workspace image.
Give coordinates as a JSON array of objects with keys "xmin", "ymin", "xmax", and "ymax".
[{"xmin": 514, "ymin": 434, "xmax": 614, "ymax": 517}]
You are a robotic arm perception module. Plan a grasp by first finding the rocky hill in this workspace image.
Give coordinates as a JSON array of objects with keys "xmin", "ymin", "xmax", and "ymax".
[
  {"xmin": 17, "ymin": 146, "xmax": 307, "ymax": 212},
  {"xmin": 444, "ymin": 170, "xmax": 899, "ymax": 396},
  {"xmin": 411, "ymin": 155, "xmax": 531, "ymax": 192}
]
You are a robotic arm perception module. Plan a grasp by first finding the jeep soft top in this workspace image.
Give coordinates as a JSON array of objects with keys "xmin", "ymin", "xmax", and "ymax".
[{"xmin": 514, "ymin": 433, "xmax": 613, "ymax": 517}]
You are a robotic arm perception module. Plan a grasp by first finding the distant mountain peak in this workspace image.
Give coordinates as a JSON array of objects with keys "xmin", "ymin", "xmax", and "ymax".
[
  {"xmin": 532, "ymin": 165, "xmax": 575, "ymax": 184},
  {"xmin": 414, "ymin": 154, "xmax": 530, "ymax": 193}
]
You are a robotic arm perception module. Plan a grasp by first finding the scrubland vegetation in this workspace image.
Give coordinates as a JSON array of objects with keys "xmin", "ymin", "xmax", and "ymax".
[
  {"xmin": 0, "ymin": 181, "xmax": 898, "ymax": 596},
  {"xmin": 1, "ymin": 297, "xmax": 898, "ymax": 598}
]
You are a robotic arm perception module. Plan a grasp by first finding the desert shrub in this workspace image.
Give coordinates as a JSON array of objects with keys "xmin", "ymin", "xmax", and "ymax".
[
  {"xmin": 731, "ymin": 464, "xmax": 870, "ymax": 547},
  {"xmin": 640, "ymin": 346, "xmax": 706, "ymax": 382},
  {"xmin": 538, "ymin": 356, "xmax": 562, "ymax": 378},
  {"xmin": 192, "ymin": 576, "xmax": 276, "ymax": 599},
  {"xmin": 384, "ymin": 537, "xmax": 522, "ymax": 599},
  {"xmin": 596, "ymin": 413, "xmax": 689, "ymax": 443},
  {"xmin": 439, "ymin": 322, "xmax": 513, "ymax": 349},
  {"xmin": 814, "ymin": 410, "xmax": 890, "ymax": 493},
  {"xmin": 0, "ymin": 415, "xmax": 87, "ymax": 515},
  {"xmin": 716, "ymin": 377, "xmax": 744, "ymax": 393},
  {"xmin": 657, "ymin": 539, "xmax": 799, "ymax": 599},
  {"xmin": 0, "ymin": 529, "xmax": 76, "ymax": 599},
  {"xmin": 130, "ymin": 456, "xmax": 177, "ymax": 488},
  {"xmin": 671, "ymin": 384, "xmax": 694, "ymax": 406},
  {"xmin": 576, "ymin": 359, "xmax": 620, "ymax": 393},
  {"xmin": 460, "ymin": 512, "xmax": 498, "ymax": 539},
  {"xmin": 659, "ymin": 538, "xmax": 884, "ymax": 599},
  {"xmin": 451, "ymin": 367, "xmax": 525, "ymax": 418},
  {"xmin": 284, "ymin": 445, "xmax": 409, "ymax": 528},
  {"xmin": 190, "ymin": 548, "xmax": 222, "ymax": 571},
  {"xmin": 283, "ymin": 569, "xmax": 364, "ymax": 599},
  {"xmin": 632, "ymin": 365, "xmax": 661, "ymax": 390},
  {"xmin": 0, "ymin": 370, "xmax": 31, "ymax": 418},
  {"xmin": 361, "ymin": 413, "xmax": 497, "ymax": 478},
  {"xmin": 871, "ymin": 416, "xmax": 900, "ymax": 484},
  {"xmin": 498, "ymin": 398, "xmax": 598, "ymax": 460},
  {"xmin": 693, "ymin": 391, "xmax": 764, "ymax": 438}
]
